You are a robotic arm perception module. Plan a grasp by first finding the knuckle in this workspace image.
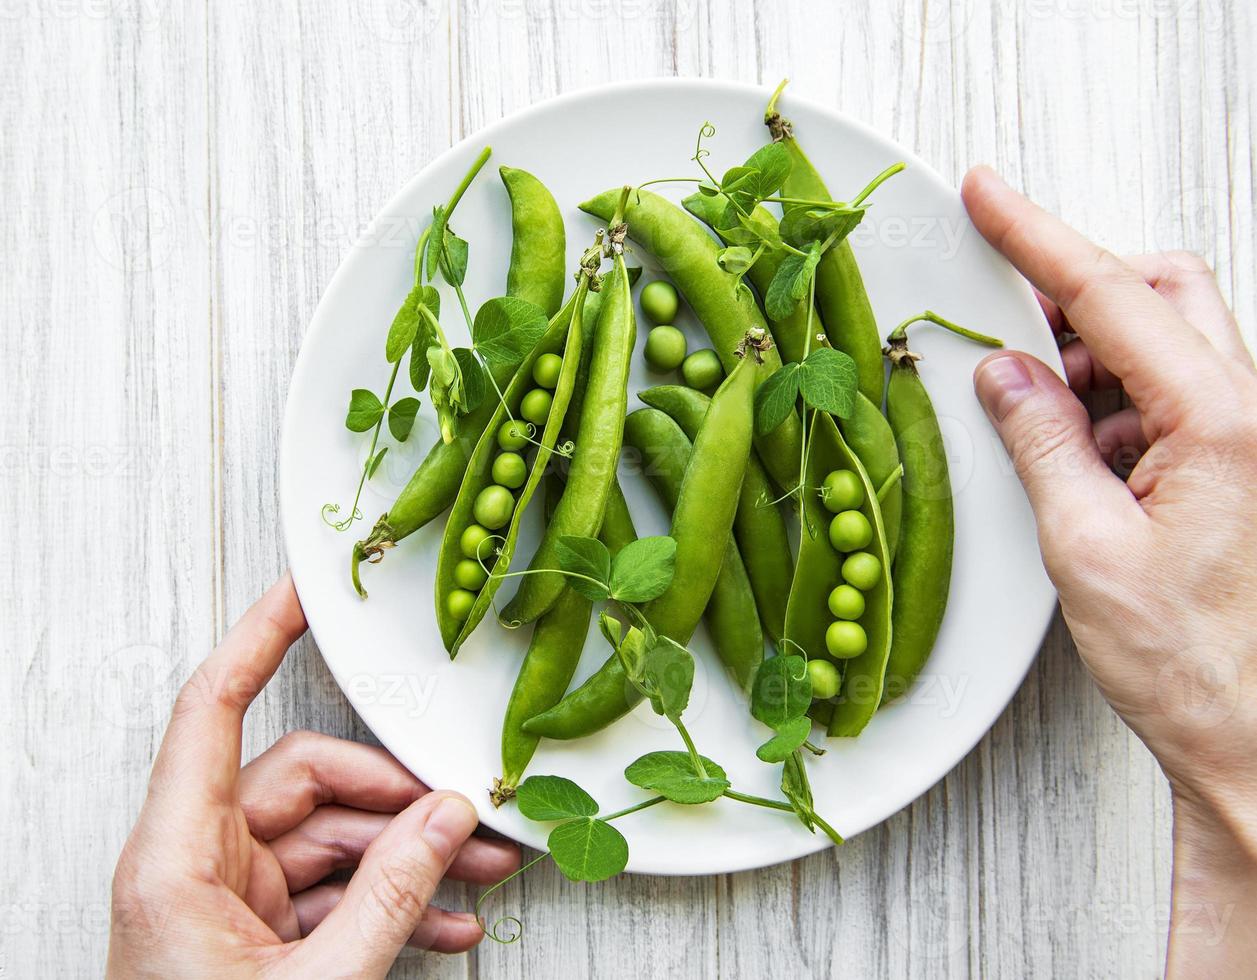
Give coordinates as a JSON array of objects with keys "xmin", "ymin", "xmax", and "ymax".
[
  {"xmin": 1163, "ymin": 249, "xmax": 1212, "ymax": 276},
  {"xmin": 274, "ymin": 728, "xmax": 324, "ymax": 758},
  {"xmin": 1011, "ymin": 415, "xmax": 1080, "ymax": 479},
  {"xmin": 1058, "ymin": 248, "xmax": 1135, "ymax": 311}
]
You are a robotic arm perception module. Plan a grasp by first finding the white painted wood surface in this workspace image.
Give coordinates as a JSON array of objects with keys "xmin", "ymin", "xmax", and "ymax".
[{"xmin": 3, "ymin": 1, "xmax": 1252, "ymax": 976}]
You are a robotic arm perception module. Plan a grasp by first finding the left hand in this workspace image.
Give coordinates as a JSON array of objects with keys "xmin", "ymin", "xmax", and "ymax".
[{"xmin": 107, "ymin": 573, "xmax": 519, "ymax": 978}]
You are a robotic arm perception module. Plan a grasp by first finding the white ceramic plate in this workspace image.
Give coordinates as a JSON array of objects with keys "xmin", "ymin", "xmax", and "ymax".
[{"xmin": 281, "ymin": 78, "xmax": 1058, "ymax": 875}]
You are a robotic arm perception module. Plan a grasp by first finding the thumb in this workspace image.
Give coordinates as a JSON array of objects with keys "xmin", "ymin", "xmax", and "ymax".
[
  {"xmin": 973, "ymin": 351, "xmax": 1137, "ymax": 553},
  {"xmin": 295, "ymin": 791, "xmax": 480, "ymax": 977}
]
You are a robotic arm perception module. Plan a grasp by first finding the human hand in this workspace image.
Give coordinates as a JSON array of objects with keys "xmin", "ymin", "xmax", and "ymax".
[
  {"xmin": 107, "ymin": 574, "xmax": 519, "ymax": 978},
  {"xmin": 961, "ymin": 166, "xmax": 1257, "ymax": 973}
]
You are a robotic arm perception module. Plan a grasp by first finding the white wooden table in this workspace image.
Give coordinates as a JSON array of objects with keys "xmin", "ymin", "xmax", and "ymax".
[{"xmin": 4, "ymin": 1, "xmax": 1253, "ymax": 976}]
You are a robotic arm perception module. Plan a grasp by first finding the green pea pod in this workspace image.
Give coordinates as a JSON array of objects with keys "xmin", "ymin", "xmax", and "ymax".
[
  {"xmin": 682, "ymin": 193, "xmax": 902, "ymax": 557},
  {"xmin": 767, "ymin": 103, "xmax": 884, "ymax": 407},
  {"xmin": 879, "ymin": 348, "xmax": 952, "ymax": 703},
  {"xmin": 494, "ymin": 479, "xmax": 637, "ymax": 801},
  {"xmin": 524, "ymin": 346, "xmax": 759, "ymax": 739},
  {"xmin": 580, "ymin": 187, "xmax": 803, "ymax": 491},
  {"xmin": 623, "ymin": 408, "xmax": 764, "ymax": 690},
  {"xmin": 783, "ymin": 412, "xmax": 893, "ymax": 737},
  {"xmin": 435, "ymin": 285, "xmax": 587, "ymax": 656},
  {"xmin": 351, "ymin": 172, "xmax": 569, "ymax": 596},
  {"xmin": 500, "ymin": 165, "xmax": 566, "ymax": 316},
  {"xmin": 501, "ymin": 254, "xmax": 636, "ymax": 626},
  {"xmin": 637, "ymin": 384, "xmax": 791, "ymax": 646}
]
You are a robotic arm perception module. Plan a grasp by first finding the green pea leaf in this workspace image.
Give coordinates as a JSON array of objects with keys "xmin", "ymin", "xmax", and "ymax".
[
  {"xmin": 408, "ymin": 298, "xmax": 438, "ymax": 392},
  {"xmin": 741, "ymin": 142, "xmax": 791, "ymax": 200},
  {"xmin": 515, "ymin": 775, "xmax": 599, "ymax": 821},
  {"xmin": 452, "ymin": 348, "xmax": 486, "ymax": 413},
  {"xmin": 424, "ymin": 206, "xmax": 447, "ymax": 283},
  {"xmin": 642, "ymin": 636, "xmax": 694, "ymax": 721},
  {"xmin": 714, "ymin": 199, "xmax": 761, "ymax": 246},
  {"xmin": 764, "ymin": 241, "xmax": 822, "ymax": 320},
  {"xmin": 797, "ymin": 347, "xmax": 859, "ymax": 419},
  {"xmin": 366, "ymin": 446, "xmax": 388, "ymax": 478},
  {"xmin": 439, "ymin": 229, "xmax": 469, "ymax": 287},
  {"xmin": 753, "ymin": 362, "xmax": 800, "ymax": 436},
  {"xmin": 547, "ymin": 817, "xmax": 628, "ymax": 883},
  {"xmin": 597, "ymin": 611, "xmax": 623, "ymax": 651},
  {"xmin": 781, "ymin": 751, "xmax": 816, "ymax": 832},
  {"xmin": 387, "ymin": 396, "xmax": 421, "ymax": 442},
  {"xmin": 385, "ymin": 284, "xmax": 426, "ymax": 363},
  {"xmin": 345, "ymin": 389, "xmax": 385, "ymax": 432},
  {"xmin": 608, "ymin": 536, "xmax": 676, "ymax": 603},
  {"xmin": 779, "ymin": 204, "xmax": 866, "ymax": 250},
  {"xmin": 624, "ymin": 751, "xmax": 730, "ymax": 805},
  {"xmin": 755, "ymin": 715, "xmax": 812, "ymax": 763},
  {"xmin": 697, "ymin": 181, "xmax": 721, "ymax": 197},
  {"xmin": 554, "ymin": 535, "xmax": 611, "ymax": 601},
  {"xmin": 716, "ymin": 245, "xmax": 755, "ymax": 275},
  {"xmin": 473, "ymin": 296, "xmax": 550, "ymax": 368},
  {"xmin": 614, "ymin": 626, "xmax": 650, "ymax": 685},
  {"xmin": 750, "ymin": 655, "xmax": 812, "ymax": 730}
]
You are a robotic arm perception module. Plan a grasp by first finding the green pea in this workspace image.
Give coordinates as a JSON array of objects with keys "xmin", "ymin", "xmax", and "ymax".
[
  {"xmin": 827, "ymin": 584, "xmax": 865, "ymax": 621},
  {"xmin": 828, "ymin": 510, "xmax": 872, "ymax": 552},
  {"xmin": 842, "ymin": 551, "xmax": 882, "ymax": 591},
  {"xmin": 681, "ymin": 348, "xmax": 723, "ymax": 391},
  {"xmin": 821, "ymin": 469, "xmax": 864, "ymax": 513},
  {"xmin": 474, "ymin": 485, "xmax": 515, "ymax": 530},
  {"xmin": 460, "ymin": 524, "xmax": 493, "ymax": 561},
  {"xmin": 640, "ymin": 280, "xmax": 679, "ymax": 325},
  {"xmin": 492, "ymin": 451, "xmax": 527, "ymax": 489},
  {"xmin": 532, "ymin": 352, "xmax": 563, "ymax": 389},
  {"xmin": 454, "ymin": 558, "xmax": 488, "ymax": 591},
  {"xmin": 498, "ymin": 419, "xmax": 531, "ymax": 451},
  {"xmin": 447, "ymin": 588, "xmax": 476, "ymax": 620},
  {"xmin": 644, "ymin": 325, "xmax": 687, "ymax": 371},
  {"xmin": 826, "ymin": 620, "xmax": 868, "ymax": 659},
  {"xmin": 520, "ymin": 388, "xmax": 553, "ymax": 425},
  {"xmin": 807, "ymin": 659, "xmax": 841, "ymax": 699}
]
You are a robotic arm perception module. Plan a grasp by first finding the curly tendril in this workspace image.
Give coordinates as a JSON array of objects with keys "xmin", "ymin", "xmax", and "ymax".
[
  {"xmin": 475, "ymin": 852, "xmax": 550, "ymax": 943},
  {"xmin": 321, "ymin": 502, "xmax": 363, "ymax": 531}
]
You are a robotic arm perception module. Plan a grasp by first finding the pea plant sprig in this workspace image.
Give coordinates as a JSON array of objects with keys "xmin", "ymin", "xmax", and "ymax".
[
  {"xmin": 478, "ymin": 535, "xmax": 842, "ymax": 944},
  {"xmin": 324, "ymin": 146, "xmax": 557, "ymax": 533}
]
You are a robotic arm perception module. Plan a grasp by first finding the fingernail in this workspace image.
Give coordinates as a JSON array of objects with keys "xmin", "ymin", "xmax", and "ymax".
[
  {"xmin": 974, "ymin": 354, "xmax": 1034, "ymax": 422},
  {"xmin": 422, "ymin": 796, "xmax": 477, "ymax": 861}
]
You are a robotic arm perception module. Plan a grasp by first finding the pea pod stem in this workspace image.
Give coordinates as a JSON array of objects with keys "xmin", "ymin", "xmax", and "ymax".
[
  {"xmin": 886, "ymin": 310, "xmax": 1005, "ymax": 351},
  {"xmin": 722, "ymin": 789, "xmax": 844, "ymax": 845}
]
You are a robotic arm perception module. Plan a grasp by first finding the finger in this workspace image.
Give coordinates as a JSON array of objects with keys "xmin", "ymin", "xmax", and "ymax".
[
  {"xmin": 150, "ymin": 574, "xmax": 307, "ymax": 809},
  {"xmin": 269, "ymin": 804, "xmax": 520, "ymax": 892},
  {"xmin": 291, "ymin": 883, "xmax": 484, "ymax": 954},
  {"xmin": 1121, "ymin": 252, "xmax": 1251, "ymax": 364},
  {"xmin": 1060, "ymin": 337, "xmax": 1123, "ymax": 395},
  {"xmin": 962, "ymin": 166, "xmax": 1220, "ymax": 412},
  {"xmin": 973, "ymin": 352, "xmax": 1144, "ymax": 555},
  {"xmin": 239, "ymin": 732, "xmax": 426, "ymax": 840},
  {"xmin": 294, "ymin": 791, "xmax": 480, "ymax": 972},
  {"xmin": 1093, "ymin": 406, "xmax": 1151, "ymax": 472},
  {"xmin": 1032, "ymin": 286, "xmax": 1069, "ymax": 337}
]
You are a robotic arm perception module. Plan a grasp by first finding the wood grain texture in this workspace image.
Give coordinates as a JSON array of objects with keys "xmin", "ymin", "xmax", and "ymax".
[{"xmin": 2, "ymin": 0, "xmax": 1253, "ymax": 976}]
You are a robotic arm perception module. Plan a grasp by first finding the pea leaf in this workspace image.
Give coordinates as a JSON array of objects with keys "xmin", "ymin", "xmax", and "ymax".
[
  {"xmin": 452, "ymin": 348, "xmax": 486, "ymax": 412},
  {"xmin": 716, "ymin": 246, "xmax": 755, "ymax": 275},
  {"xmin": 642, "ymin": 637, "xmax": 694, "ymax": 721},
  {"xmin": 385, "ymin": 284, "xmax": 427, "ymax": 363},
  {"xmin": 615, "ymin": 626, "xmax": 650, "ymax": 684},
  {"xmin": 714, "ymin": 199, "xmax": 761, "ymax": 246},
  {"xmin": 424, "ymin": 206, "xmax": 447, "ymax": 282},
  {"xmin": 597, "ymin": 611, "xmax": 623, "ymax": 651},
  {"xmin": 781, "ymin": 751, "xmax": 816, "ymax": 832},
  {"xmin": 697, "ymin": 181, "xmax": 721, "ymax": 197},
  {"xmin": 753, "ymin": 362, "xmax": 800, "ymax": 436},
  {"xmin": 515, "ymin": 775, "xmax": 599, "ymax": 821},
  {"xmin": 608, "ymin": 536, "xmax": 676, "ymax": 603},
  {"xmin": 764, "ymin": 241, "xmax": 822, "ymax": 320},
  {"xmin": 473, "ymin": 296, "xmax": 549, "ymax": 368},
  {"xmin": 366, "ymin": 446, "xmax": 388, "ymax": 478},
  {"xmin": 740, "ymin": 142, "xmax": 791, "ymax": 200},
  {"xmin": 387, "ymin": 396, "xmax": 421, "ymax": 442},
  {"xmin": 755, "ymin": 715, "xmax": 812, "ymax": 763},
  {"xmin": 780, "ymin": 204, "xmax": 866, "ymax": 249},
  {"xmin": 750, "ymin": 655, "xmax": 812, "ymax": 730},
  {"xmin": 548, "ymin": 817, "xmax": 628, "ymax": 883},
  {"xmin": 439, "ymin": 229, "xmax": 469, "ymax": 287},
  {"xmin": 624, "ymin": 751, "xmax": 730, "ymax": 805},
  {"xmin": 797, "ymin": 347, "xmax": 859, "ymax": 419},
  {"xmin": 345, "ymin": 389, "xmax": 385, "ymax": 432},
  {"xmin": 408, "ymin": 296, "xmax": 438, "ymax": 392},
  {"xmin": 554, "ymin": 535, "xmax": 611, "ymax": 601}
]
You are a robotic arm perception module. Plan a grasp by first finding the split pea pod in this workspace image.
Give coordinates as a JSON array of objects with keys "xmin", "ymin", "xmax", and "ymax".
[
  {"xmin": 623, "ymin": 407, "xmax": 764, "ymax": 690},
  {"xmin": 501, "ymin": 215, "xmax": 637, "ymax": 626},
  {"xmin": 494, "ymin": 478, "xmax": 638, "ymax": 802},
  {"xmin": 523, "ymin": 340, "xmax": 762, "ymax": 739},
  {"xmin": 637, "ymin": 384, "xmax": 791, "ymax": 646},
  {"xmin": 783, "ymin": 412, "xmax": 893, "ymax": 738},
  {"xmin": 351, "ymin": 167, "xmax": 567, "ymax": 594},
  {"xmin": 683, "ymin": 191, "xmax": 903, "ymax": 555},
  {"xmin": 579, "ymin": 187, "xmax": 803, "ymax": 491},
  {"xmin": 434, "ymin": 282, "xmax": 588, "ymax": 656},
  {"xmin": 766, "ymin": 89, "xmax": 885, "ymax": 407}
]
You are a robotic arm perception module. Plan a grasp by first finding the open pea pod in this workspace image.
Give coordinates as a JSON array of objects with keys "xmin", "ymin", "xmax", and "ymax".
[
  {"xmin": 434, "ymin": 286, "xmax": 587, "ymax": 657},
  {"xmin": 783, "ymin": 412, "xmax": 893, "ymax": 737}
]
